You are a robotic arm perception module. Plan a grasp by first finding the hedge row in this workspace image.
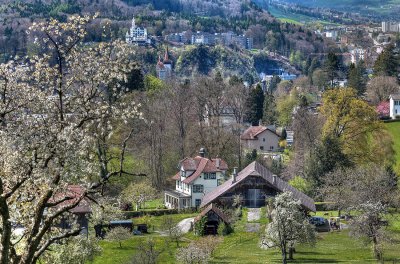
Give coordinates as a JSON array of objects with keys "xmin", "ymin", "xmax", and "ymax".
[{"xmin": 123, "ymin": 208, "xmax": 197, "ymax": 218}]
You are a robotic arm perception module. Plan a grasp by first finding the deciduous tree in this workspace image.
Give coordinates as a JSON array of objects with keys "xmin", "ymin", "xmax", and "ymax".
[{"xmin": 262, "ymin": 192, "xmax": 316, "ymax": 264}]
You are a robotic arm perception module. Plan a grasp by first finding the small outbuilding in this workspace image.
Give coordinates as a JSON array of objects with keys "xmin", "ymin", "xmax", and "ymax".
[{"xmin": 194, "ymin": 203, "xmax": 230, "ymax": 235}]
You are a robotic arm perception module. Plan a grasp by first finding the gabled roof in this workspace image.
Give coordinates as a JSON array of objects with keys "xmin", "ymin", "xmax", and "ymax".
[
  {"xmin": 390, "ymin": 94, "xmax": 400, "ymax": 100},
  {"xmin": 52, "ymin": 185, "xmax": 91, "ymax": 214},
  {"xmin": 171, "ymin": 156, "xmax": 228, "ymax": 184},
  {"xmin": 200, "ymin": 162, "xmax": 316, "ymax": 212},
  {"xmin": 194, "ymin": 203, "xmax": 230, "ymax": 224},
  {"xmin": 240, "ymin": 126, "xmax": 280, "ymax": 140}
]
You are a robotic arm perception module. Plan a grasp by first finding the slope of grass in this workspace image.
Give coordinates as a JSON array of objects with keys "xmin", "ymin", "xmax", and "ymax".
[
  {"xmin": 385, "ymin": 121, "xmax": 400, "ymax": 175},
  {"xmin": 93, "ymin": 211, "xmax": 400, "ymax": 264}
]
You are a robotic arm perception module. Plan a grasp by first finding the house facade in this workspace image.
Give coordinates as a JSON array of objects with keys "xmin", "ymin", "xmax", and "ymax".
[
  {"xmin": 390, "ymin": 94, "xmax": 400, "ymax": 119},
  {"xmin": 164, "ymin": 149, "xmax": 228, "ymax": 209},
  {"xmin": 240, "ymin": 126, "xmax": 280, "ymax": 152}
]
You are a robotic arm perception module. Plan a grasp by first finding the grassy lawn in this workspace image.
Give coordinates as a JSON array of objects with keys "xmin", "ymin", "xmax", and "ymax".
[
  {"xmin": 93, "ymin": 210, "xmax": 400, "ymax": 264},
  {"xmin": 142, "ymin": 198, "xmax": 165, "ymax": 210},
  {"xmin": 134, "ymin": 212, "xmax": 198, "ymax": 232},
  {"xmin": 93, "ymin": 235, "xmax": 187, "ymax": 264},
  {"xmin": 385, "ymin": 121, "xmax": 400, "ymax": 175}
]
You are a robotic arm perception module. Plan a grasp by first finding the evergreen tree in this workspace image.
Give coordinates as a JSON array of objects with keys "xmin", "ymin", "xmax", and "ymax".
[
  {"xmin": 262, "ymin": 92, "xmax": 277, "ymax": 125},
  {"xmin": 374, "ymin": 44, "xmax": 398, "ymax": 77},
  {"xmin": 308, "ymin": 57, "xmax": 320, "ymax": 78},
  {"xmin": 324, "ymin": 52, "xmax": 339, "ymax": 86},
  {"xmin": 245, "ymin": 84, "xmax": 265, "ymax": 125},
  {"xmin": 348, "ymin": 61, "xmax": 366, "ymax": 96},
  {"xmin": 269, "ymin": 75, "xmax": 281, "ymax": 93}
]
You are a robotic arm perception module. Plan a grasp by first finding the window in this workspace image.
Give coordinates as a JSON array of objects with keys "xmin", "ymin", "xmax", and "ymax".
[
  {"xmin": 263, "ymin": 138, "xmax": 265, "ymax": 142},
  {"xmin": 217, "ymin": 179, "xmax": 222, "ymax": 186},
  {"xmin": 270, "ymin": 146, "xmax": 274, "ymax": 150},
  {"xmin": 195, "ymin": 199, "xmax": 201, "ymax": 207},
  {"xmin": 204, "ymin": 173, "xmax": 216, "ymax": 179},
  {"xmin": 193, "ymin": 184, "xmax": 204, "ymax": 193},
  {"xmin": 260, "ymin": 146, "xmax": 264, "ymax": 150}
]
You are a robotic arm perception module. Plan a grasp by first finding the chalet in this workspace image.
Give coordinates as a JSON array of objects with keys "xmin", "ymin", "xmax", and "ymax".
[
  {"xmin": 200, "ymin": 161, "xmax": 316, "ymax": 212},
  {"xmin": 240, "ymin": 126, "xmax": 280, "ymax": 153},
  {"xmin": 389, "ymin": 94, "xmax": 400, "ymax": 119},
  {"xmin": 164, "ymin": 148, "xmax": 228, "ymax": 209}
]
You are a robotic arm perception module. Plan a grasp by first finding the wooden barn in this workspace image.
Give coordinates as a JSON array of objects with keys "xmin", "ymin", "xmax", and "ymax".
[{"xmin": 200, "ymin": 162, "xmax": 316, "ymax": 212}]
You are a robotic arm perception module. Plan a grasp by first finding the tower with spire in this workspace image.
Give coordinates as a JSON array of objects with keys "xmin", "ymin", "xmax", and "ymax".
[
  {"xmin": 126, "ymin": 17, "xmax": 150, "ymax": 46},
  {"xmin": 156, "ymin": 47, "xmax": 173, "ymax": 80}
]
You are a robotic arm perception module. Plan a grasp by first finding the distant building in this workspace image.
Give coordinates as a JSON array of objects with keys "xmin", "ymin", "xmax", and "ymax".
[
  {"xmin": 191, "ymin": 32, "xmax": 216, "ymax": 45},
  {"xmin": 156, "ymin": 48, "xmax": 173, "ymax": 80},
  {"xmin": 126, "ymin": 17, "xmax": 150, "ymax": 46},
  {"xmin": 240, "ymin": 126, "xmax": 280, "ymax": 153},
  {"xmin": 189, "ymin": 31, "xmax": 253, "ymax": 50},
  {"xmin": 325, "ymin": 31, "xmax": 338, "ymax": 39},
  {"xmin": 350, "ymin": 48, "xmax": 366, "ymax": 64},
  {"xmin": 382, "ymin": 21, "xmax": 400, "ymax": 33}
]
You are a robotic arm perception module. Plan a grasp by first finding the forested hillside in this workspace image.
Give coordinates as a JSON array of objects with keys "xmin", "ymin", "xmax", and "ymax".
[{"xmin": 0, "ymin": 0, "xmax": 328, "ymax": 75}]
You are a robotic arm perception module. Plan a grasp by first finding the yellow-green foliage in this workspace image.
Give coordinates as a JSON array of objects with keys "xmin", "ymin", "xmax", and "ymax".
[
  {"xmin": 320, "ymin": 88, "xmax": 392, "ymax": 166},
  {"xmin": 276, "ymin": 91, "xmax": 299, "ymax": 126}
]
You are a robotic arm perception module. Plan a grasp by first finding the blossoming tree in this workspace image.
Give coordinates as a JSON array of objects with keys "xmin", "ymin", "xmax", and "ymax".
[{"xmin": 0, "ymin": 15, "xmax": 141, "ymax": 264}]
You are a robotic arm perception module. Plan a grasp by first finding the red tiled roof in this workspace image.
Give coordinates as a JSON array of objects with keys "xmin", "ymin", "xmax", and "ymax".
[
  {"xmin": 194, "ymin": 203, "xmax": 230, "ymax": 224},
  {"xmin": 200, "ymin": 162, "xmax": 316, "ymax": 212},
  {"xmin": 240, "ymin": 126, "xmax": 279, "ymax": 140},
  {"xmin": 172, "ymin": 172, "xmax": 180, "ymax": 180},
  {"xmin": 52, "ymin": 185, "xmax": 91, "ymax": 214},
  {"xmin": 170, "ymin": 156, "xmax": 228, "ymax": 184}
]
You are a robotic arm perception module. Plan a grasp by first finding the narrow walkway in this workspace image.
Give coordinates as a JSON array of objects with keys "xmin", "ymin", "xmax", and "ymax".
[
  {"xmin": 247, "ymin": 208, "xmax": 261, "ymax": 222},
  {"xmin": 177, "ymin": 217, "xmax": 194, "ymax": 233},
  {"xmin": 246, "ymin": 208, "xmax": 261, "ymax": 232}
]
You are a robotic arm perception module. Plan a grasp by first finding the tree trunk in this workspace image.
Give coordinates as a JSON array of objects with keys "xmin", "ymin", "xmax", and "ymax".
[
  {"xmin": 372, "ymin": 236, "xmax": 382, "ymax": 261},
  {"xmin": 289, "ymin": 247, "xmax": 294, "ymax": 260},
  {"xmin": 281, "ymin": 243, "xmax": 287, "ymax": 264}
]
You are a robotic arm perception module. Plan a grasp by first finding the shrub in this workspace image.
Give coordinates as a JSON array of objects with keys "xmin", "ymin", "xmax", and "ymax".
[
  {"xmin": 234, "ymin": 207, "xmax": 242, "ymax": 218},
  {"xmin": 217, "ymin": 222, "xmax": 232, "ymax": 236},
  {"xmin": 105, "ymin": 227, "xmax": 131, "ymax": 248},
  {"xmin": 194, "ymin": 216, "xmax": 207, "ymax": 236},
  {"xmin": 176, "ymin": 236, "xmax": 222, "ymax": 264}
]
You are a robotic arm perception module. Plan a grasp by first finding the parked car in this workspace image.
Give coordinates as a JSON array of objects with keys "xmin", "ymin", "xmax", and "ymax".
[{"xmin": 309, "ymin": 216, "xmax": 326, "ymax": 226}]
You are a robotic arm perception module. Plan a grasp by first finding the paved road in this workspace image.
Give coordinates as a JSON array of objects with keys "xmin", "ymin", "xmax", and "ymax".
[{"xmin": 177, "ymin": 217, "xmax": 194, "ymax": 233}]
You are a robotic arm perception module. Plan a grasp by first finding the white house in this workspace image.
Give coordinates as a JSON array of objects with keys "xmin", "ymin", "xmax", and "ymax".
[
  {"xmin": 126, "ymin": 17, "xmax": 150, "ymax": 46},
  {"xmin": 350, "ymin": 48, "xmax": 366, "ymax": 65},
  {"xmin": 389, "ymin": 94, "xmax": 400, "ymax": 119},
  {"xmin": 240, "ymin": 126, "xmax": 280, "ymax": 153},
  {"xmin": 164, "ymin": 148, "xmax": 228, "ymax": 209}
]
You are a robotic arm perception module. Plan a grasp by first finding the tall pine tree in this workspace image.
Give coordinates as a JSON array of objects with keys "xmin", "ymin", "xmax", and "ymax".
[
  {"xmin": 324, "ymin": 52, "xmax": 340, "ymax": 86},
  {"xmin": 262, "ymin": 92, "xmax": 277, "ymax": 125},
  {"xmin": 374, "ymin": 44, "xmax": 398, "ymax": 77},
  {"xmin": 348, "ymin": 61, "xmax": 366, "ymax": 96},
  {"xmin": 245, "ymin": 84, "xmax": 265, "ymax": 126}
]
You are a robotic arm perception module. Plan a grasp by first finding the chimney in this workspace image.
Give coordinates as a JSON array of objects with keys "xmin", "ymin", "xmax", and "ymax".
[
  {"xmin": 216, "ymin": 158, "xmax": 220, "ymax": 169},
  {"xmin": 232, "ymin": 167, "xmax": 238, "ymax": 183},
  {"xmin": 199, "ymin": 148, "xmax": 206, "ymax": 158},
  {"xmin": 272, "ymin": 175, "xmax": 277, "ymax": 185}
]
